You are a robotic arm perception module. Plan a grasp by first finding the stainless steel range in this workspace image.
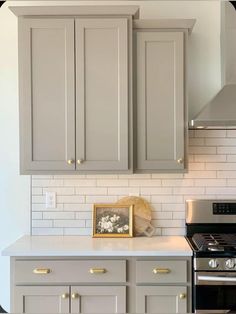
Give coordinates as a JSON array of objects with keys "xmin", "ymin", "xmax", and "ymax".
[{"xmin": 186, "ymin": 200, "xmax": 236, "ymax": 314}]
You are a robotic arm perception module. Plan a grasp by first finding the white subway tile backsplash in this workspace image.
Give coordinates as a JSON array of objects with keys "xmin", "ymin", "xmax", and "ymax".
[
  {"xmin": 31, "ymin": 132, "xmax": 236, "ymax": 236},
  {"xmin": 195, "ymin": 179, "xmax": 227, "ymax": 186},
  {"xmin": 194, "ymin": 155, "xmax": 226, "ymax": 162},
  {"xmin": 85, "ymin": 195, "xmax": 118, "ymax": 203},
  {"xmin": 32, "ymin": 228, "xmax": 64, "ymax": 235},
  {"xmin": 162, "ymin": 179, "xmax": 194, "ymax": 187},
  {"xmin": 64, "ymin": 228, "xmax": 91, "ymax": 236},
  {"xmin": 43, "ymin": 212, "xmax": 75, "ymax": 220},
  {"xmin": 43, "ymin": 187, "xmax": 75, "ymax": 195},
  {"xmin": 32, "ymin": 179, "xmax": 64, "ymax": 187},
  {"xmin": 97, "ymin": 179, "xmax": 129, "ymax": 187},
  {"xmin": 54, "ymin": 220, "xmax": 85, "ymax": 228},
  {"xmin": 32, "ymin": 212, "xmax": 43, "ymax": 220},
  {"xmin": 64, "ymin": 204, "xmax": 92, "ymax": 212},
  {"xmin": 129, "ymin": 179, "xmax": 161, "ymax": 187},
  {"xmin": 64, "ymin": 179, "xmax": 97, "ymax": 187},
  {"xmin": 32, "ymin": 220, "xmax": 53, "ymax": 228},
  {"xmin": 206, "ymin": 138, "xmax": 236, "ymax": 146},
  {"xmin": 189, "ymin": 146, "xmax": 216, "ymax": 155},
  {"xmin": 217, "ymin": 147, "xmax": 236, "ymax": 154},
  {"xmin": 195, "ymin": 130, "xmax": 226, "ymax": 138},
  {"xmin": 173, "ymin": 187, "xmax": 205, "ymax": 195},
  {"xmin": 57, "ymin": 196, "xmax": 85, "ymax": 204},
  {"xmin": 76, "ymin": 187, "xmax": 107, "ymax": 195},
  {"xmin": 107, "ymin": 187, "xmax": 140, "ymax": 195},
  {"xmin": 140, "ymin": 187, "xmax": 172, "ymax": 195},
  {"xmin": 75, "ymin": 212, "xmax": 92, "ymax": 220}
]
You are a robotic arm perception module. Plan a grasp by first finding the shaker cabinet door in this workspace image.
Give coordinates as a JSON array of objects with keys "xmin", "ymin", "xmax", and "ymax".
[
  {"xmin": 19, "ymin": 18, "xmax": 75, "ymax": 173},
  {"xmin": 136, "ymin": 286, "xmax": 187, "ymax": 313},
  {"xmin": 71, "ymin": 286, "xmax": 126, "ymax": 313},
  {"xmin": 75, "ymin": 18, "xmax": 129, "ymax": 171},
  {"xmin": 136, "ymin": 32, "xmax": 185, "ymax": 171},
  {"xmin": 14, "ymin": 286, "xmax": 70, "ymax": 313}
]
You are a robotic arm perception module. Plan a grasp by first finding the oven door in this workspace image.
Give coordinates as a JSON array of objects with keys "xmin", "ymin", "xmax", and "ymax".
[{"xmin": 194, "ymin": 272, "xmax": 236, "ymax": 313}]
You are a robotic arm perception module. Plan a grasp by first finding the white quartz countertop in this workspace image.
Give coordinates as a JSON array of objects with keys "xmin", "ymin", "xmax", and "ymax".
[{"xmin": 2, "ymin": 235, "xmax": 192, "ymax": 257}]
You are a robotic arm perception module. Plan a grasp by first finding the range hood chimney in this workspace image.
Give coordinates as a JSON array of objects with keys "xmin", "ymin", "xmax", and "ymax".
[{"xmin": 190, "ymin": 2, "xmax": 236, "ymax": 129}]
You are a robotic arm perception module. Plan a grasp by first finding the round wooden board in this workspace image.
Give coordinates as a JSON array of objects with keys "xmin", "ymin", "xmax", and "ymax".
[{"xmin": 117, "ymin": 196, "xmax": 152, "ymax": 235}]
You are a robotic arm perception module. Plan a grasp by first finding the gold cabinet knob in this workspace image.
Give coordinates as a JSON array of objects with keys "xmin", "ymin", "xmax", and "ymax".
[
  {"xmin": 77, "ymin": 159, "xmax": 84, "ymax": 165},
  {"xmin": 153, "ymin": 268, "xmax": 171, "ymax": 274},
  {"xmin": 67, "ymin": 159, "xmax": 75, "ymax": 165},
  {"xmin": 177, "ymin": 158, "xmax": 184, "ymax": 164},
  {"xmin": 179, "ymin": 293, "xmax": 186, "ymax": 299},
  {"xmin": 61, "ymin": 293, "xmax": 69, "ymax": 299},
  {"xmin": 89, "ymin": 268, "xmax": 106, "ymax": 274},
  {"xmin": 33, "ymin": 268, "xmax": 51, "ymax": 274},
  {"xmin": 71, "ymin": 293, "xmax": 79, "ymax": 299}
]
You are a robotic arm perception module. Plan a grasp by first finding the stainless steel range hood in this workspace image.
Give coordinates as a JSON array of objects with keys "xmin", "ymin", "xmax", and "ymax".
[
  {"xmin": 189, "ymin": 84, "xmax": 236, "ymax": 129},
  {"xmin": 189, "ymin": 2, "xmax": 236, "ymax": 130}
]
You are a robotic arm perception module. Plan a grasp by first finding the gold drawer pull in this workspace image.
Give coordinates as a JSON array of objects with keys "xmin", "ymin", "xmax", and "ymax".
[
  {"xmin": 153, "ymin": 268, "xmax": 171, "ymax": 274},
  {"xmin": 89, "ymin": 268, "xmax": 107, "ymax": 274},
  {"xmin": 61, "ymin": 293, "xmax": 69, "ymax": 299},
  {"xmin": 179, "ymin": 293, "xmax": 186, "ymax": 299},
  {"xmin": 72, "ymin": 293, "xmax": 79, "ymax": 299},
  {"xmin": 33, "ymin": 268, "xmax": 51, "ymax": 274}
]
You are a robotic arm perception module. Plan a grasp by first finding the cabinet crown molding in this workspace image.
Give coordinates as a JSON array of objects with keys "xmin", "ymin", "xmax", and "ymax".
[
  {"xmin": 9, "ymin": 5, "xmax": 140, "ymax": 18},
  {"xmin": 133, "ymin": 19, "xmax": 196, "ymax": 33}
]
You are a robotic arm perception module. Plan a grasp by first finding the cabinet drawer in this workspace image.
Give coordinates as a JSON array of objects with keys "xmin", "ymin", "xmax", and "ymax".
[
  {"xmin": 136, "ymin": 260, "xmax": 187, "ymax": 284},
  {"xmin": 15, "ymin": 260, "xmax": 126, "ymax": 284}
]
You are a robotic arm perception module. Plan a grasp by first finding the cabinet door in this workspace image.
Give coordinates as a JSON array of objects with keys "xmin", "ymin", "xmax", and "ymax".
[
  {"xmin": 136, "ymin": 286, "xmax": 187, "ymax": 313},
  {"xmin": 75, "ymin": 19, "xmax": 129, "ymax": 171},
  {"xmin": 71, "ymin": 286, "xmax": 126, "ymax": 313},
  {"xmin": 19, "ymin": 18, "xmax": 75, "ymax": 172},
  {"xmin": 14, "ymin": 286, "xmax": 69, "ymax": 313},
  {"xmin": 136, "ymin": 32, "xmax": 185, "ymax": 171}
]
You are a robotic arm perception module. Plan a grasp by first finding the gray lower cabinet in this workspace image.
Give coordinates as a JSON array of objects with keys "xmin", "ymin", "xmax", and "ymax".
[
  {"xmin": 14, "ymin": 285, "xmax": 126, "ymax": 314},
  {"xmin": 11, "ymin": 257, "xmax": 191, "ymax": 314},
  {"xmin": 18, "ymin": 13, "xmax": 131, "ymax": 174},
  {"xmin": 14, "ymin": 286, "xmax": 70, "ymax": 313},
  {"xmin": 71, "ymin": 286, "xmax": 126, "ymax": 313},
  {"xmin": 136, "ymin": 286, "xmax": 187, "ymax": 313},
  {"xmin": 135, "ymin": 29, "xmax": 186, "ymax": 172}
]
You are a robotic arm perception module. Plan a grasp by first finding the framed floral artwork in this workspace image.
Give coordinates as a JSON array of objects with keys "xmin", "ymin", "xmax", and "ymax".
[{"xmin": 92, "ymin": 204, "xmax": 133, "ymax": 238}]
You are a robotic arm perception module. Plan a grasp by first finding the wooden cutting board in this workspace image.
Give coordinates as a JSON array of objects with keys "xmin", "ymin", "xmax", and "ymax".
[{"xmin": 117, "ymin": 196, "xmax": 154, "ymax": 236}]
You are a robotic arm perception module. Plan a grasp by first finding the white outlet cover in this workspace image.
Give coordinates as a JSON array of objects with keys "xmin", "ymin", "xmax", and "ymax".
[{"xmin": 45, "ymin": 192, "xmax": 56, "ymax": 209}]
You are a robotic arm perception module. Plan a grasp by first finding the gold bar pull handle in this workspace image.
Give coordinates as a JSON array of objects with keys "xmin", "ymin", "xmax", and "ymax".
[
  {"xmin": 33, "ymin": 268, "xmax": 51, "ymax": 274},
  {"xmin": 153, "ymin": 268, "xmax": 171, "ymax": 274},
  {"xmin": 89, "ymin": 268, "xmax": 107, "ymax": 274}
]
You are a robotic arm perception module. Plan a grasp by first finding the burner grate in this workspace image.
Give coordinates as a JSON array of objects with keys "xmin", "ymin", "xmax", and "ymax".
[{"xmin": 192, "ymin": 233, "xmax": 236, "ymax": 252}]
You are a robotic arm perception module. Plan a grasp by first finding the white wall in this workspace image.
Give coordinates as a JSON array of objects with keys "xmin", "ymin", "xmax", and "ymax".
[
  {"xmin": 0, "ymin": 3, "xmax": 30, "ymax": 311},
  {"xmin": 0, "ymin": 0, "xmax": 221, "ymax": 310}
]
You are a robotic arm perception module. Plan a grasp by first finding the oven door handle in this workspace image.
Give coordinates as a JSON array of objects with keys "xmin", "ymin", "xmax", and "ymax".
[{"xmin": 198, "ymin": 275, "xmax": 236, "ymax": 282}]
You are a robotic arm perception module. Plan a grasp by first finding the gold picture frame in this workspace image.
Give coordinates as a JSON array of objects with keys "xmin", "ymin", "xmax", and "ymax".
[{"xmin": 93, "ymin": 204, "xmax": 133, "ymax": 238}]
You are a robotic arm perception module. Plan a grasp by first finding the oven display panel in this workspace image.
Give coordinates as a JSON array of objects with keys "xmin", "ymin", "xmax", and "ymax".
[{"xmin": 213, "ymin": 203, "xmax": 236, "ymax": 215}]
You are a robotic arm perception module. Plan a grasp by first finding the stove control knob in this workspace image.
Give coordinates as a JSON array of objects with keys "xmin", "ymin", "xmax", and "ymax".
[
  {"xmin": 209, "ymin": 259, "xmax": 219, "ymax": 269},
  {"xmin": 226, "ymin": 259, "xmax": 235, "ymax": 269}
]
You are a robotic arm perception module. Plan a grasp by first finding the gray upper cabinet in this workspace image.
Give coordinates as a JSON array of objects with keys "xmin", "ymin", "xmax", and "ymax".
[
  {"xmin": 133, "ymin": 20, "xmax": 195, "ymax": 172},
  {"xmin": 19, "ymin": 18, "xmax": 75, "ymax": 172},
  {"xmin": 135, "ymin": 31, "xmax": 185, "ymax": 171},
  {"xmin": 14, "ymin": 6, "xmax": 138, "ymax": 174},
  {"xmin": 75, "ymin": 19, "xmax": 129, "ymax": 171},
  {"xmin": 13, "ymin": 5, "xmax": 194, "ymax": 174}
]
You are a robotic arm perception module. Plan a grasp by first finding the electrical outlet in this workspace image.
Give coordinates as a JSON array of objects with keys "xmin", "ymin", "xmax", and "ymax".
[{"xmin": 46, "ymin": 192, "xmax": 56, "ymax": 209}]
